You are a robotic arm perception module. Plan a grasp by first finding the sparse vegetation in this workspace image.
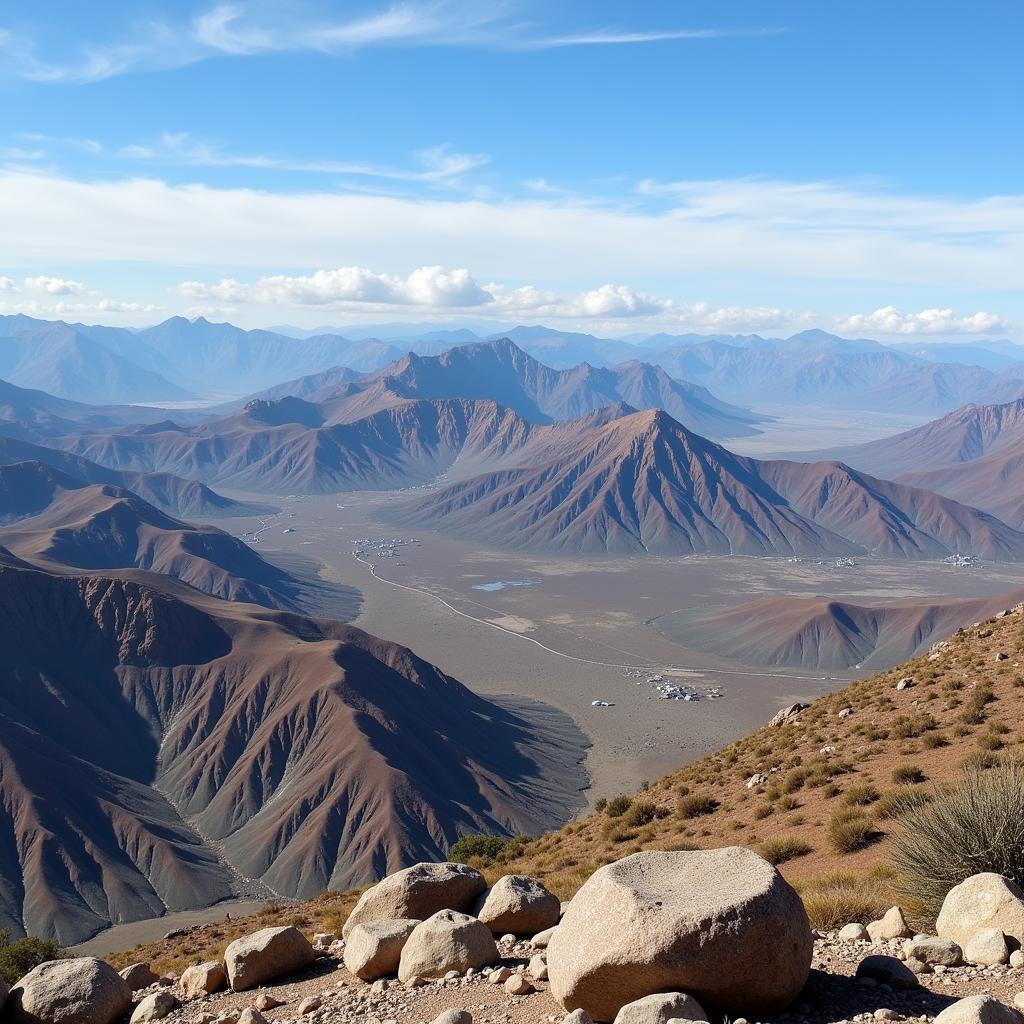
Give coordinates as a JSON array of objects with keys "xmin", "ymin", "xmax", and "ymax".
[
  {"xmin": 0, "ymin": 930, "xmax": 64, "ymax": 986},
  {"xmin": 892, "ymin": 762, "xmax": 1024, "ymax": 919},
  {"xmin": 795, "ymin": 866, "xmax": 898, "ymax": 930},
  {"xmin": 891, "ymin": 764, "xmax": 926, "ymax": 784},
  {"xmin": 605, "ymin": 795, "xmax": 633, "ymax": 818},
  {"xmin": 758, "ymin": 835, "xmax": 812, "ymax": 865},
  {"xmin": 677, "ymin": 793, "xmax": 719, "ymax": 819},
  {"xmin": 828, "ymin": 808, "xmax": 878, "ymax": 853},
  {"xmin": 448, "ymin": 834, "xmax": 507, "ymax": 863}
]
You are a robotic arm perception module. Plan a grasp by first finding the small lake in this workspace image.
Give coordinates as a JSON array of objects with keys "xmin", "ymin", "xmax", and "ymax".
[{"xmin": 472, "ymin": 579, "xmax": 540, "ymax": 592}]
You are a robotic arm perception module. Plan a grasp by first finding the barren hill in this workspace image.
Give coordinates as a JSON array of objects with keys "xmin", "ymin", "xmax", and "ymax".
[
  {"xmin": 0, "ymin": 466, "xmax": 301, "ymax": 608},
  {"xmin": 392, "ymin": 408, "xmax": 1024, "ymax": 560},
  {"xmin": 0, "ymin": 555, "xmax": 586, "ymax": 944},
  {"xmin": 654, "ymin": 590, "xmax": 1024, "ymax": 670}
]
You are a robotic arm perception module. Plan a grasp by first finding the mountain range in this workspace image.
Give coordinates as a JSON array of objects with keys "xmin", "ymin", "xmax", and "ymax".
[
  {"xmin": 0, "ymin": 551, "xmax": 586, "ymax": 945},
  {"xmin": 5, "ymin": 314, "xmax": 1024, "ymax": 416}
]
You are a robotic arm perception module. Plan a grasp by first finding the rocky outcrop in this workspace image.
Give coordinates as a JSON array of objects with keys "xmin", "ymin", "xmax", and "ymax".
[
  {"xmin": 224, "ymin": 926, "xmax": 314, "ymax": 992},
  {"xmin": 8, "ymin": 958, "xmax": 132, "ymax": 1024},
  {"xmin": 397, "ymin": 910, "xmax": 499, "ymax": 983},
  {"xmin": 473, "ymin": 875, "xmax": 560, "ymax": 936},
  {"xmin": 343, "ymin": 863, "xmax": 486, "ymax": 939},
  {"xmin": 546, "ymin": 849, "xmax": 812, "ymax": 1020}
]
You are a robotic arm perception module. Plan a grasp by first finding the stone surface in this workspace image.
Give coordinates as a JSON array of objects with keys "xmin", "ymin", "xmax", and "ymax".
[
  {"xmin": 868, "ymin": 907, "xmax": 913, "ymax": 942},
  {"xmin": 531, "ymin": 927, "xmax": 557, "ymax": 949},
  {"xmin": 528, "ymin": 955, "xmax": 548, "ymax": 981},
  {"xmin": 611, "ymin": 992, "xmax": 709, "ymax": 1024},
  {"xmin": 938, "ymin": 874, "xmax": 1024, "ymax": 949},
  {"xmin": 934, "ymin": 995, "xmax": 1022, "ymax": 1024},
  {"xmin": 967, "ymin": 928, "xmax": 1011, "ymax": 967},
  {"xmin": 130, "ymin": 991, "xmax": 178, "ymax": 1024},
  {"xmin": 224, "ymin": 926, "xmax": 315, "ymax": 992},
  {"xmin": 770, "ymin": 703, "xmax": 808, "ymax": 727},
  {"xmin": 237, "ymin": 1009, "xmax": 267, "ymax": 1024},
  {"xmin": 563, "ymin": 1011, "xmax": 595, "ymax": 1024},
  {"xmin": 119, "ymin": 964, "xmax": 159, "ymax": 991},
  {"xmin": 344, "ymin": 919, "xmax": 421, "ymax": 981},
  {"xmin": 297, "ymin": 997, "xmax": 320, "ymax": 1014},
  {"xmin": 8, "ymin": 958, "xmax": 133, "ymax": 1024},
  {"xmin": 856, "ymin": 956, "xmax": 920, "ymax": 990},
  {"xmin": 179, "ymin": 962, "xmax": 227, "ymax": 1000},
  {"xmin": 252, "ymin": 995, "xmax": 283, "ymax": 1012},
  {"xmin": 902, "ymin": 937, "xmax": 963, "ymax": 968},
  {"xmin": 343, "ymin": 863, "xmax": 486, "ymax": 939},
  {"xmin": 546, "ymin": 848, "xmax": 812, "ymax": 1020},
  {"xmin": 397, "ymin": 910, "xmax": 499, "ymax": 983},
  {"xmin": 473, "ymin": 875, "xmax": 561, "ymax": 936},
  {"xmin": 431, "ymin": 1012, "xmax": 472, "ymax": 1024},
  {"xmin": 504, "ymin": 974, "xmax": 533, "ymax": 996},
  {"xmin": 839, "ymin": 924, "xmax": 870, "ymax": 942}
]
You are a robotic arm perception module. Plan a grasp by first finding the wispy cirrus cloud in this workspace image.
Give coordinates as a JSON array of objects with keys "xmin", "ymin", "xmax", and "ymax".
[{"xmin": 0, "ymin": 2, "xmax": 771, "ymax": 84}]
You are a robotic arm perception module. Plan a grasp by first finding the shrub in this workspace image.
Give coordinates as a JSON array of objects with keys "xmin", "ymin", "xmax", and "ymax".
[
  {"xmin": 677, "ymin": 793, "xmax": 719, "ymax": 819},
  {"xmin": 623, "ymin": 801, "xmax": 669, "ymax": 828},
  {"xmin": 842, "ymin": 783, "xmax": 881, "ymax": 807},
  {"xmin": 449, "ymin": 834, "xmax": 507, "ymax": 863},
  {"xmin": 828, "ymin": 809, "xmax": 878, "ymax": 853},
  {"xmin": 891, "ymin": 762, "xmax": 1024, "ymax": 920},
  {"xmin": 0, "ymin": 931, "xmax": 63, "ymax": 985},
  {"xmin": 892, "ymin": 765, "xmax": 926, "ymax": 785},
  {"xmin": 606, "ymin": 795, "xmax": 633, "ymax": 818},
  {"xmin": 759, "ymin": 836, "xmax": 812, "ymax": 865},
  {"xmin": 795, "ymin": 867, "xmax": 898, "ymax": 930},
  {"xmin": 876, "ymin": 786, "xmax": 932, "ymax": 819},
  {"xmin": 922, "ymin": 732, "xmax": 949, "ymax": 749},
  {"xmin": 777, "ymin": 794, "xmax": 801, "ymax": 812},
  {"xmin": 593, "ymin": 797, "xmax": 608, "ymax": 813}
]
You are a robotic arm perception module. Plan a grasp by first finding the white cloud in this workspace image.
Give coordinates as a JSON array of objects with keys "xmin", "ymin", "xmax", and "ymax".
[
  {"xmin": 0, "ymin": 276, "xmax": 15, "ymax": 293},
  {"xmin": 23, "ymin": 275, "xmax": 90, "ymax": 296},
  {"xmin": 834, "ymin": 305, "xmax": 1007, "ymax": 336},
  {"xmin": 1, "ymin": 3, "xmax": 753, "ymax": 84}
]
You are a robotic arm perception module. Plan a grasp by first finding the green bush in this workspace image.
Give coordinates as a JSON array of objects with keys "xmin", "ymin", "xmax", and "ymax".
[
  {"xmin": 892, "ymin": 763, "xmax": 1024, "ymax": 920},
  {"xmin": 0, "ymin": 931, "xmax": 63, "ymax": 985},
  {"xmin": 449, "ymin": 834, "xmax": 507, "ymax": 863},
  {"xmin": 677, "ymin": 793, "xmax": 719, "ymax": 819},
  {"xmin": 593, "ymin": 798, "xmax": 608, "ymax": 813}
]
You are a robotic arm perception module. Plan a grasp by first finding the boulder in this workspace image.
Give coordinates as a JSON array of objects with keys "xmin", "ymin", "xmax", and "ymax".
[
  {"xmin": 473, "ymin": 875, "xmax": 561, "ymax": 936},
  {"xmin": 546, "ymin": 848, "xmax": 812, "ymax": 1021},
  {"xmin": 179, "ymin": 961, "xmax": 227, "ymax": 999},
  {"xmin": 397, "ymin": 910, "xmax": 498, "ymax": 983},
  {"xmin": 237, "ymin": 1010, "xmax": 267, "ymax": 1024},
  {"xmin": 343, "ymin": 919, "xmax": 421, "ymax": 981},
  {"xmin": 967, "ymin": 928, "xmax": 1010, "ymax": 966},
  {"xmin": 119, "ymin": 964, "xmax": 159, "ymax": 991},
  {"xmin": 902, "ymin": 937, "xmax": 963, "ymax": 968},
  {"xmin": 224, "ymin": 926, "xmax": 314, "ymax": 992},
  {"xmin": 612, "ymin": 993, "xmax": 709, "ymax": 1024},
  {"xmin": 769, "ymin": 703, "xmax": 808, "ymax": 727},
  {"xmin": 564, "ymin": 1012, "xmax": 595, "ymax": 1024},
  {"xmin": 504, "ymin": 974, "xmax": 533, "ymax": 996},
  {"xmin": 855, "ymin": 956, "xmax": 919, "ymax": 990},
  {"xmin": 867, "ymin": 907, "xmax": 913, "ymax": 942},
  {"xmin": 343, "ymin": 863, "xmax": 485, "ymax": 939},
  {"xmin": 937, "ymin": 874, "xmax": 1024, "ymax": 949},
  {"xmin": 431, "ymin": 1013, "xmax": 472, "ymax": 1024},
  {"xmin": 839, "ymin": 924, "xmax": 869, "ymax": 942},
  {"xmin": 934, "ymin": 996, "xmax": 1023, "ymax": 1024},
  {"xmin": 8, "ymin": 958, "xmax": 132, "ymax": 1024},
  {"xmin": 130, "ymin": 991, "xmax": 178, "ymax": 1024}
]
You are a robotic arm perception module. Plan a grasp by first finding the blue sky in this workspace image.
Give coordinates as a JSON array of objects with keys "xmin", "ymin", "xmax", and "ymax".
[{"xmin": 1, "ymin": 1, "xmax": 1021, "ymax": 338}]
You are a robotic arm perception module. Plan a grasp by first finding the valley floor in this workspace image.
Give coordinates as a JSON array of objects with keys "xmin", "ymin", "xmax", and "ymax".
[{"xmin": 211, "ymin": 490, "xmax": 1024, "ymax": 803}]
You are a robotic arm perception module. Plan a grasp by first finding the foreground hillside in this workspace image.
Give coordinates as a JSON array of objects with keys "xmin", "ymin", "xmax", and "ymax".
[{"xmin": 107, "ymin": 599, "xmax": 1024, "ymax": 977}]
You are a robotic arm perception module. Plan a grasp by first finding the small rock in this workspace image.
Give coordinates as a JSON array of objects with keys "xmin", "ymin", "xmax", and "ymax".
[
  {"xmin": 612, "ymin": 992, "xmax": 709, "ymax": 1024},
  {"xmin": 874, "ymin": 1011, "xmax": 902, "ymax": 1021},
  {"xmin": 489, "ymin": 968, "xmax": 511, "ymax": 985},
  {"xmin": 1011, "ymin": 950, "xmax": 1024, "ymax": 969},
  {"xmin": 867, "ymin": 908, "xmax": 913, "ymax": 942},
  {"xmin": 856, "ymin": 956, "xmax": 919, "ymax": 989},
  {"xmin": 504, "ymin": 974, "xmax": 533, "ymax": 996},
  {"xmin": 131, "ymin": 991, "xmax": 178, "ymax": 1024},
  {"xmin": 297, "ymin": 997, "xmax": 321, "ymax": 1014},
  {"xmin": 528, "ymin": 955, "xmax": 548, "ymax": 980},
  {"xmin": 180, "ymin": 961, "xmax": 228, "ymax": 999},
  {"xmin": 839, "ymin": 924, "xmax": 870, "ymax": 942},
  {"xmin": 897, "ymin": 677, "xmax": 914, "ymax": 690},
  {"xmin": 430, "ymin": 1012, "xmax": 472, "ymax": 1024},
  {"xmin": 934, "ymin": 995, "xmax": 1021, "ymax": 1024},
  {"xmin": 562, "ymin": 1011, "xmax": 594, "ymax": 1024},
  {"xmin": 966, "ymin": 927, "xmax": 1010, "ymax": 966},
  {"xmin": 902, "ymin": 936, "xmax": 963, "ymax": 968},
  {"xmin": 531, "ymin": 926, "xmax": 557, "ymax": 949},
  {"xmin": 254, "ymin": 995, "xmax": 284, "ymax": 1011},
  {"xmin": 237, "ymin": 1010, "xmax": 268, "ymax": 1024},
  {"xmin": 119, "ymin": 964, "xmax": 159, "ymax": 991}
]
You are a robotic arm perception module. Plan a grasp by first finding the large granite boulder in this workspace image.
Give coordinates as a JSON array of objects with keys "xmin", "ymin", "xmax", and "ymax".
[
  {"xmin": 937, "ymin": 874, "xmax": 1024, "ymax": 949},
  {"xmin": 344, "ymin": 863, "xmax": 486, "ymax": 939},
  {"xmin": 344, "ymin": 919, "xmax": 421, "ymax": 981},
  {"xmin": 546, "ymin": 849, "xmax": 812, "ymax": 1021},
  {"xmin": 397, "ymin": 910, "xmax": 499, "ymax": 983},
  {"xmin": 8, "ymin": 958, "xmax": 132, "ymax": 1024},
  {"xmin": 224, "ymin": 926, "xmax": 314, "ymax": 992},
  {"xmin": 474, "ymin": 875, "xmax": 561, "ymax": 936}
]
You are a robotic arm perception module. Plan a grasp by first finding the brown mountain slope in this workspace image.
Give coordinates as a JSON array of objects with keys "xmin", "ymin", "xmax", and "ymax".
[
  {"xmin": 0, "ymin": 555, "xmax": 586, "ymax": 944},
  {"xmin": 263, "ymin": 338, "xmax": 764, "ymax": 438},
  {"xmin": 0, "ymin": 434, "xmax": 250, "ymax": 517},
  {"xmin": 653, "ymin": 590, "xmax": 1024, "ymax": 671},
  {"xmin": 390, "ymin": 409, "xmax": 1024, "ymax": 560},
  {"xmin": 0, "ymin": 466, "xmax": 302, "ymax": 609}
]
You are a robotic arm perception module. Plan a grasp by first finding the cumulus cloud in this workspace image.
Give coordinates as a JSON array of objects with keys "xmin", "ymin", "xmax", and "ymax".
[
  {"xmin": 23, "ymin": 274, "xmax": 89, "ymax": 295},
  {"xmin": 834, "ymin": 305, "xmax": 1008, "ymax": 336},
  {"xmin": 178, "ymin": 266, "xmax": 494, "ymax": 308},
  {"xmin": 0, "ymin": 276, "xmax": 15, "ymax": 293}
]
